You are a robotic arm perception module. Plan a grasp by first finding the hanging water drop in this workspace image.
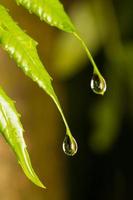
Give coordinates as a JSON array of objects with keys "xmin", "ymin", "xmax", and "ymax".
[
  {"xmin": 90, "ymin": 73, "xmax": 106, "ymax": 95},
  {"xmin": 62, "ymin": 135, "xmax": 78, "ymax": 156}
]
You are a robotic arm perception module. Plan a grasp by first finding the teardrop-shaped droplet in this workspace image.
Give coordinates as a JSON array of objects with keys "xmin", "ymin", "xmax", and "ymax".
[
  {"xmin": 90, "ymin": 73, "xmax": 106, "ymax": 95},
  {"xmin": 62, "ymin": 135, "xmax": 78, "ymax": 156}
]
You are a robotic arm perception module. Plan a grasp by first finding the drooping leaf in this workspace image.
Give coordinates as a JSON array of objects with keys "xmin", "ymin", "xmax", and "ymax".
[
  {"xmin": 15, "ymin": 0, "xmax": 106, "ymax": 94},
  {"xmin": 15, "ymin": 0, "xmax": 75, "ymax": 33},
  {"xmin": 0, "ymin": 5, "xmax": 75, "ymax": 147},
  {"xmin": 0, "ymin": 86, "xmax": 45, "ymax": 188}
]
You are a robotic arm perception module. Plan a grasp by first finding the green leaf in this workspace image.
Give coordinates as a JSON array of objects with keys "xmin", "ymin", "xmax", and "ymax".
[
  {"xmin": 15, "ymin": 0, "xmax": 75, "ymax": 33},
  {"xmin": 15, "ymin": 0, "xmax": 106, "ymax": 94},
  {"xmin": 0, "ymin": 5, "xmax": 74, "ymax": 146},
  {"xmin": 0, "ymin": 86, "xmax": 45, "ymax": 188}
]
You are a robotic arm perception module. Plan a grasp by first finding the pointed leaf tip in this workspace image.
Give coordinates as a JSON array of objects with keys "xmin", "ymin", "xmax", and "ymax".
[
  {"xmin": 17, "ymin": 145, "xmax": 46, "ymax": 188},
  {"xmin": 0, "ymin": 86, "xmax": 46, "ymax": 188}
]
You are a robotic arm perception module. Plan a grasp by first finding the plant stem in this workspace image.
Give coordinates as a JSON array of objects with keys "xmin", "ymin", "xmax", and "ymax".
[{"xmin": 73, "ymin": 32, "xmax": 102, "ymax": 77}]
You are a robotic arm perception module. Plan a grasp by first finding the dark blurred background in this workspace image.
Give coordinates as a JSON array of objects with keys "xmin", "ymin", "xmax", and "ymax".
[{"xmin": 0, "ymin": 0, "xmax": 133, "ymax": 199}]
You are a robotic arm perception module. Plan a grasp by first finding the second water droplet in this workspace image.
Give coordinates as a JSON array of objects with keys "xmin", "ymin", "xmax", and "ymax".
[
  {"xmin": 62, "ymin": 135, "xmax": 78, "ymax": 156},
  {"xmin": 90, "ymin": 73, "xmax": 106, "ymax": 95}
]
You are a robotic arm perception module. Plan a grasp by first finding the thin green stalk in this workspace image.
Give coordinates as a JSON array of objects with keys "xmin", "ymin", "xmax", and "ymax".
[
  {"xmin": 50, "ymin": 91, "xmax": 72, "ymax": 139},
  {"xmin": 73, "ymin": 32, "xmax": 101, "ymax": 76}
]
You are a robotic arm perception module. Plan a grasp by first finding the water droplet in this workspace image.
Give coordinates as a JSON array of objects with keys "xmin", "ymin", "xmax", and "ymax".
[
  {"xmin": 90, "ymin": 74, "xmax": 106, "ymax": 95},
  {"xmin": 62, "ymin": 135, "xmax": 78, "ymax": 156}
]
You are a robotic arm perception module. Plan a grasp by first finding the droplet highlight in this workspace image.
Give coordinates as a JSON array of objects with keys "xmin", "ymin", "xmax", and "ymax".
[
  {"xmin": 90, "ymin": 73, "xmax": 106, "ymax": 95},
  {"xmin": 62, "ymin": 135, "xmax": 78, "ymax": 156}
]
